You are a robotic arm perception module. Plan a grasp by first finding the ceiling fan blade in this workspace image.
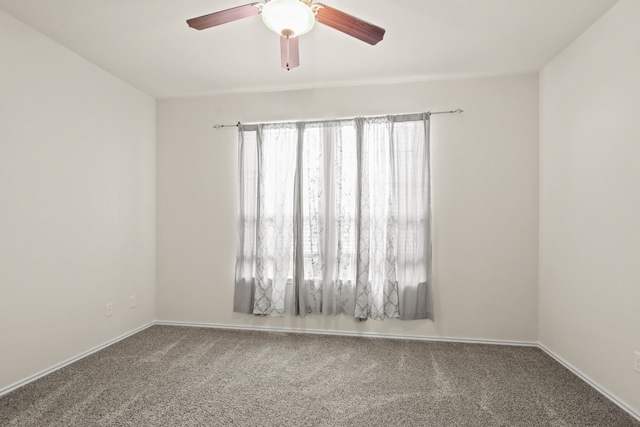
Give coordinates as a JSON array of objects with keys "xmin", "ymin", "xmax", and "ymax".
[
  {"xmin": 187, "ymin": 3, "xmax": 262, "ymax": 30},
  {"xmin": 314, "ymin": 3, "xmax": 385, "ymax": 45},
  {"xmin": 280, "ymin": 35, "xmax": 300, "ymax": 71}
]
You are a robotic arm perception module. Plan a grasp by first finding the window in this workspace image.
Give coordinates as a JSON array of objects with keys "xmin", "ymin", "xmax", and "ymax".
[{"xmin": 234, "ymin": 114, "xmax": 432, "ymax": 320}]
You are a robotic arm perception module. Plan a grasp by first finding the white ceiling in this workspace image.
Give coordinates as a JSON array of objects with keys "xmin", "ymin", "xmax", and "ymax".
[{"xmin": 0, "ymin": 0, "xmax": 618, "ymax": 98}]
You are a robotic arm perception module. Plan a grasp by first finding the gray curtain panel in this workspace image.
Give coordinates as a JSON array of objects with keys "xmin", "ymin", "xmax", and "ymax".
[{"xmin": 234, "ymin": 113, "xmax": 432, "ymax": 320}]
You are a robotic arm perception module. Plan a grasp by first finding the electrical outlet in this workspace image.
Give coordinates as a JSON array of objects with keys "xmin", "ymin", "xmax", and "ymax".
[
  {"xmin": 130, "ymin": 295, "xmax": 137, "ymax": 308},
  {"xmin": 106, "ymin": 303, "xmax": 113, "ymax": 317},
  {"xmin": 634, "ymin": 351, "xmax": 640, "ymax": 374}
]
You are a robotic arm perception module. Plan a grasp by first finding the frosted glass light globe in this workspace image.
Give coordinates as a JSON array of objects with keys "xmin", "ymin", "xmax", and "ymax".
[{"xmin": 261, "ymin": 0, "xmax": 316, "ymax": 37}]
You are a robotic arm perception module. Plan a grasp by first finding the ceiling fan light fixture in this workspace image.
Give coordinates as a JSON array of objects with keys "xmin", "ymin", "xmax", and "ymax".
[{"xmin": 261, "ymin": 0, "xmax": 316, "ymax": 37}]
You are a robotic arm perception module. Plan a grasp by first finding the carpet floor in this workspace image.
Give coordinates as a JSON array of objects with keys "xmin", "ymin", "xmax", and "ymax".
[{"xmin": 1, "ymin": 325, "xmax": 638, "ymax": 426}]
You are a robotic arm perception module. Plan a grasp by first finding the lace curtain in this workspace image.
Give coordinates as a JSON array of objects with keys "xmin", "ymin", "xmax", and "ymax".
[{"xmin": 234, "ymin": 114, "xmax": 432, "ymax": 320}]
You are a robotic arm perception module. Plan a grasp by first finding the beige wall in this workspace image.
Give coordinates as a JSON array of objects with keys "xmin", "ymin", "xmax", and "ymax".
[
  {"xmin": 539, "ymin": 0, "xmax": 640, "ymax": 415},
  {"xmin": 157, "ymin": 75, "xmax": 539, "ymax": 342},
  {"xmin": 0, "ymin": 11, "xmax": 156, "ymax": 391}
]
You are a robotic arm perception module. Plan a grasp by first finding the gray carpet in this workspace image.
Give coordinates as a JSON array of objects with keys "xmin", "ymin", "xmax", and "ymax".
[{"xmin": 1, "ymin": 325, "xmax": 638, "ymax": 427}]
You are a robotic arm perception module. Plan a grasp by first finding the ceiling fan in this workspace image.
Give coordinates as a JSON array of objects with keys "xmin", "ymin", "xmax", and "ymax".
[{"xmin": 186, "ymin": 0, "xmax": 385, "ymax": 71}]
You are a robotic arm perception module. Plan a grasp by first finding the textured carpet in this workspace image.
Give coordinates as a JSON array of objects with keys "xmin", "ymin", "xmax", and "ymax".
[{"xmin": 1, "ymin": 325, "xmax": 638, "ymax": 427}]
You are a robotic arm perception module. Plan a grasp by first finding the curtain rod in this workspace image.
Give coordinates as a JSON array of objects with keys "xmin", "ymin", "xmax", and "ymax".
[{"xmin": 212, "ymin": 109, "xmax": 463, "ymax": 129}]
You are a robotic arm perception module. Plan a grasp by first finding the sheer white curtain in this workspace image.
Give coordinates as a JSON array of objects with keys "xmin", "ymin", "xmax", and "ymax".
[{"xmin": 234, "ymin": 114, "xmax": 432, "ymax": 320}]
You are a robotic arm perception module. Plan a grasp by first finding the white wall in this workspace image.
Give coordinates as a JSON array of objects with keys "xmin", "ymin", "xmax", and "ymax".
[
  {"xmin": 157, "ymin": 75, "xmax": 539, "ymax": 342},
  {"xmin": 539, "ymin": 0, "xmax": 640, "ymax": 415},
  {"xmin": 0, "ymin": 11, "xmax": 156, "ymax": 391}
]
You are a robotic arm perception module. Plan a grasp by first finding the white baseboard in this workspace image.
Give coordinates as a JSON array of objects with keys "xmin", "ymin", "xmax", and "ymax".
[
  {"xmin": 538, "ymin": 344, "xmax": 640, "ymax": 422},
  {"xmin": 0, "ymin": 322, "xmax": 154, "ymax": 398},
  {"xmin": 154, "ymin": 320, "xmax": 538, "ymax": 347}
]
